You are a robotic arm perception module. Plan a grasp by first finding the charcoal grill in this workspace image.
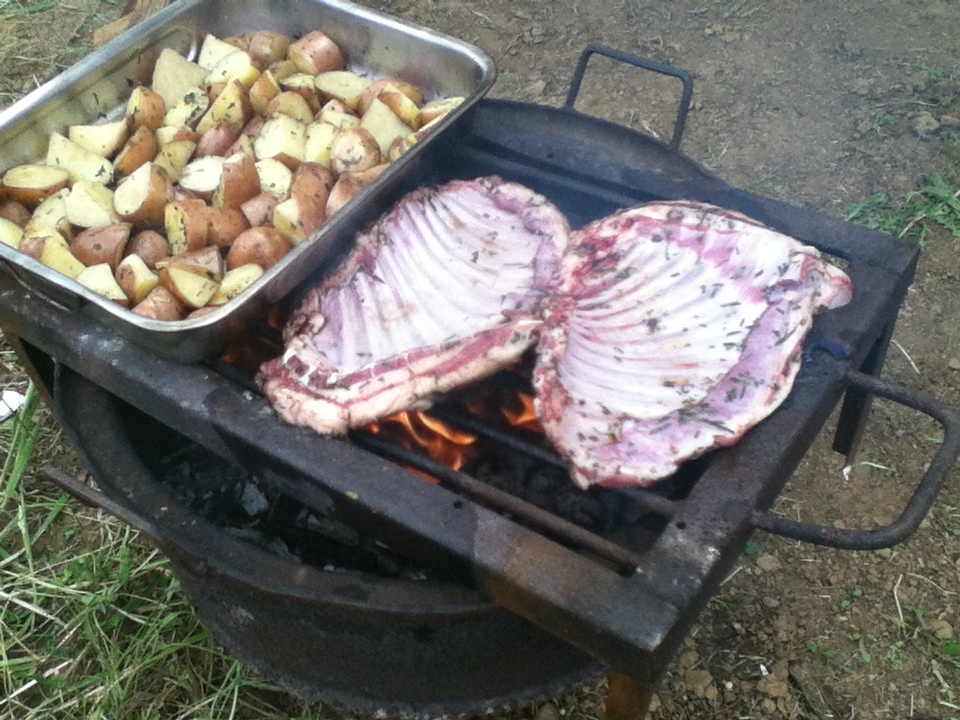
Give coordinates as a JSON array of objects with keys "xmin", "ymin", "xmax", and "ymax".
[{"xmin": 3, "ymin": 47, "xmax": 959, "ymax": 718}]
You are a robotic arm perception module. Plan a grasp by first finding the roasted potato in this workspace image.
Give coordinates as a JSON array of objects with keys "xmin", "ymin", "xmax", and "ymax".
[
  {"xmin": 288, "ymin": 30, "xmax": 343, "ymax": 74},
  {"xmin": 208, "ymin": 262, "xmax": 264, "ymax": 304},
  {"xmin": 113, "ymin": 125, "xmax": 160, "ymax": 177},
  {"xmin": 75, "ymin": 263, "xmax": 129, "ymax": 306},
  {"xmin": 115, "ymin": 252, "xmax": 159, "ymax": 304},
  {"xmin": 329, "ymin": 127, "xmax": 381, "ymax": 175},
  {"xmin": 226, "ymin": 226, "xmax": 291, "ymax": 269},
  {"xmin": 2, "ymin": 164, "xmax": 70, "ymax": 206},
  {"xmin": 151, "ymin": 48, "xmax": 208, "ymax": 108},
  {"xmin": 0, "ymin": 26, "xmax": 460, "ymax": 322},
  {"xmin": 68, "ymin": 118, "xmax": 131, "ymax": 159},
  {"xmin": 125, "ymin": 229, "xmax": 170, "ymax": 269},
  {"xmin": 164, "ymin": 199, "xmax": 210, "ymax": 255},
  {"xmin": 0, "ymin": 217, "xmax": 24, "ymax": 247},
  {"xmin": 0, "ymin": 199, "xmax": 32, "ymax": 226},
  {"xmin": 113, "ymin": 162, "xmax": 172, "ymax": 226},
  {"xmin": 131, "ymin": 285, "xmax": 186, "ymax": 320},
  {"xmin": 70, "ymin": 223, "xmax": 131, "ymax": 269}
]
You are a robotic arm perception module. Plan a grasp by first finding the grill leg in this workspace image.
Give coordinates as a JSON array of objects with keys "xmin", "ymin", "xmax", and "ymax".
[
  {"xmin": 0, "ymin": 331, "xmax": 56, "ymax": 404},
  {"xmin": 832, "ymin": 319, "xmax": 895, "ymax": 461},
  {"xmin": 604, "ymin": 672, "xmax": 654, "ymax": 720}
]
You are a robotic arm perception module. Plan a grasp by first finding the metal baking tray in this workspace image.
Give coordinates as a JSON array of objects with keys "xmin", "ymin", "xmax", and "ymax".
[{"xmin": 0, "ymin": 0, "xmax": 495, "ymax": 362}]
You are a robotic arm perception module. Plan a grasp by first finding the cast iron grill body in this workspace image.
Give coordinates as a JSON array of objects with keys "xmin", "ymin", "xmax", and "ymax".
[{"xmin": 2, "ymin": 72, "xmax": 956, "ymax": 715}]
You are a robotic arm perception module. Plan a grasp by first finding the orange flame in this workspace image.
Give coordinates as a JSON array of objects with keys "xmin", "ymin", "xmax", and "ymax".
[
  {"xmin": 500, "ymin": 391, "xmax": 542, "ymax": 433},
  {"xmin": 362, "ymin": 386, "xmax": 542, "ymax": 483},
  {"xmin": 366, "ymin": 410, "xmax": 477, "ymax": 482}
]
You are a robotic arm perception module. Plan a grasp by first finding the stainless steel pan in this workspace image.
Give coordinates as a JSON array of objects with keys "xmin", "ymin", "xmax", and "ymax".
[{"xmin": 0, "ymin": 0, "xmax": 495, "ymax": 361}]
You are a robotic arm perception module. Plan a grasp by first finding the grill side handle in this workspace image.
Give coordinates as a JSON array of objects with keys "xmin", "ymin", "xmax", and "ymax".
[
  {"xmin": 562, "ymin": 44, "xmax": 693, "ymax": 151},
  {"xmin": 750, "ymin": 370, "xmax": 960, "ymax": 550}
]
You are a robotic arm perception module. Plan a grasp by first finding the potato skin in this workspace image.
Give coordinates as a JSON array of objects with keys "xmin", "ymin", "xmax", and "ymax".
[
  {"xmin": 0, "ymin": 199, "xmax": 31, "ymax": 227},
  {"xmin": 239, "ymin": 191, "xmax": 282, "ymax": 227},
  {"xmin": 288, "ymin": 30, "xmax": 343, "ymax": 74},
  {"xmin": 131, "ymin": 285, "xmax": 186, "ymax": 320},
  {"xmin": 115, "ymin": 253, "xmax": 159, "ymax": 305},
  {"xmin": 244, "ymin": 30, "xmax": 290, "ymax": 65},
  {"xmin": 2, "ymin": 164, "xmax": 71, "ymax": 206},
  {"xmin": 225, "ymin": 226, "xmax": 291, "ymax": 269},
  {"xmin": 125, "ymin": 230, "xmax": 170, "ymax": 269},
  {"xmin": 356, "ymin": 78, "xmax": 424, "ymax": 116},
  {"xmin": 195, "ymin": 124, "xmax": 239, "ymax": 157},
  {"xmin": 206, "ymin": 207, "xmax": 251, "ymax": 248},
  {"xmin": 291, "ymin": 162, "xmax": 336, "ymax": 195},
  {"xmin": 113, "ymin": 125, "xmax": 160, "ymax": 177},
  {"xmin": 325, "ymin": 163, "xmax": 387, "ymax": 217},
  {"xmin": 70, "ymin": 223, "xmax": 132, "ymax": 270},
  {"xmin": 212, "ymin": 154, "xmax": 260, "ymax": 210},
  {"xmin": 113, "ymin": 162, "xmax": 172, "ymax": 226},
  {"xmin": 328, "ymin": 127, "xmax": 381, "ymax": 175},
  {"xmin": 125, "ymin": 86, "xmax": 167, "ymax": 131}
]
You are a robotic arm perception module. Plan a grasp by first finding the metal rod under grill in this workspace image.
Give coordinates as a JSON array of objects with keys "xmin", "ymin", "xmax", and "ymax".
[{"xmin": 351, "ymin": 430, "xmax": 646, "ymax": 573}]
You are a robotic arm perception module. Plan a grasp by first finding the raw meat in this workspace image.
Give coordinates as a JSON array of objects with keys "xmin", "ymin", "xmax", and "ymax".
[
  {"xmin": 257, "ymin": 176, "xmax": 570, "ymax": 434},
  {"xmin": 533, "ymin": 200, "xmax": 853, "ymax": 489}
]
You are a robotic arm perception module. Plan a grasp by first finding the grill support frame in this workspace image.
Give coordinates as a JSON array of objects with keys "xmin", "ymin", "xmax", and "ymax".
[{"xmin": 1, "ymin": 89, "xmax": 957, "ymax": 716}]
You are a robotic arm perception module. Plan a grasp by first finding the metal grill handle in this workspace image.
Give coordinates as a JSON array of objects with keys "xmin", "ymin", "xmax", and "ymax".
[
  {"xmin": 563, "ymin": 44, "xmax": 693, "ymax": 150},
  {"xmin": 751, "ymin": 370, "xmax": 960, "ymax": 550}
]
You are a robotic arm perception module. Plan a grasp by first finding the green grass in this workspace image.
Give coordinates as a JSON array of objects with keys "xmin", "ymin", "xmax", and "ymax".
[
  {"xmin": 0, "ymin": 1, "xmax": 58, "ymax": 17},
  {"xmin": 846, "ymin": 171, "xmax": 960, "ymax": 245},
  {"xmin": 0, "ymin": 382, "xmax": 336, "ymax": 720}
]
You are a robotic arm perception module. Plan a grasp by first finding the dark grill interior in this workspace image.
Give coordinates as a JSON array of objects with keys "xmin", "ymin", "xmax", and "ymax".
[
  {"xmin": 211, "ymin": 323, "xmax": 690, "ymax": 573},
  {"xmin": 140, "ymin": 355, "xmax": 685, "ymax": 579},
  {"xmin": 125, "ymin": 402, "xmax": 441, "ymax": 581}
]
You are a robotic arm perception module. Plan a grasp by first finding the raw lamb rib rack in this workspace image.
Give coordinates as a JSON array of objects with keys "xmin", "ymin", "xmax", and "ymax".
[
  {"xmin": 532, "ymin": 201, "xmax": 853, "ymax": 489},
  {"xmin": 256, "ymin": 176, "xmax": 570, "ymax": 434}
]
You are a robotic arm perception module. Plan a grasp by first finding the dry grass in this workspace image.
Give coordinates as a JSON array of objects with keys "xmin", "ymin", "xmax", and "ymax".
[{"xmin": 0, "ymin": 0, "xmax": 123, "ymax": 104}]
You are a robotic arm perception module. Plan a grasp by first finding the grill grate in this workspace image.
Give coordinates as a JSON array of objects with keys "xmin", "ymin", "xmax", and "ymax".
[{"xmin": 0, "ymin": 95, "xmax": 947, "ymax": 693}]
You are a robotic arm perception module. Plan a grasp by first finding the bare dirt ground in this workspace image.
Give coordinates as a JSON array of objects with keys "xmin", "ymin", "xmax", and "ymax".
[{"xmin": 2, "ymin": 1, "xmax": 960, "ymax": 719}]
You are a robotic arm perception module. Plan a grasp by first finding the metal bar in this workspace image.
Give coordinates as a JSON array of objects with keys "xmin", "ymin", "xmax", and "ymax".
[
  {"xmin": 427, "ymin": 405, "xmax": 682, "ymax": 520},
  {"xmin": 563, "ymin": 45, "xmax": 693, "ymax": 150},
  {"xmin": 751, "ymin": 370, "xmax": 960, "ymax": 550},
  {"xmin": 831, "ymin": 320, "xmax": 896, "ymax": 459},
  {"xmin": 429, "ymin": 404, "xmax": 567, "ymax": 468},
  {"xmin": 39, "ymin": 463, "xmax": 161, "ymax": 538},
  {"xmin": 351, "ymin": 431, "xmax": 646, "ymax": 574}
]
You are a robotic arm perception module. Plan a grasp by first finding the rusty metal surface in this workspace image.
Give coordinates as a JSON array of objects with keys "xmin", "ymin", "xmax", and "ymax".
[
  {"xmin": 0, "ymin": 96, "xmax": 935, "ymax": 695},
  {"xmin": 832, "ymin": 321, "xmax": 897, "ymax": 459},
  {"xmin": 605, "ymin": 672, "xmax": 656, "ymax": 720}
]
